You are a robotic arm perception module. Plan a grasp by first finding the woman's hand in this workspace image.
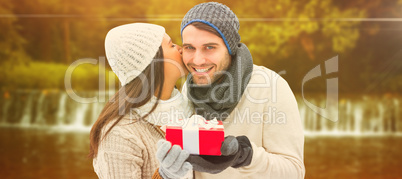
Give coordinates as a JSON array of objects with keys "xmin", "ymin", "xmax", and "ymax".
[{"xmin": 156, "ymin": 140, "xmax": 192, "ymax": 179}]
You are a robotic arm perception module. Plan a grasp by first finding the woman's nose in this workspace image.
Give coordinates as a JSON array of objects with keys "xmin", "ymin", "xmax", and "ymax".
[{"xmin": 177, "ymin": 45, "xmax": 183, "ymax": 55}]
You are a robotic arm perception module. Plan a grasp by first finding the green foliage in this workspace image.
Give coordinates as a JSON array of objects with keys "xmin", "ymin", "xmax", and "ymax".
[
  {"xmin": 0, "ymin": 0, "xmax": 29, "ymax": 64},
  {"xmin": 237, "ymin": 0, "xmax": 366, "ymax": 64},
  {"xmin": 0, "ymin": 0, "xmax": 401, "ymax": 93}
]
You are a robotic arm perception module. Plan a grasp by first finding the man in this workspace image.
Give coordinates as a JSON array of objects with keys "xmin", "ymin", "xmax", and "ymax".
[{"xmin": 180, "ymin": 2, "xmax": 305, "ymax": 179}]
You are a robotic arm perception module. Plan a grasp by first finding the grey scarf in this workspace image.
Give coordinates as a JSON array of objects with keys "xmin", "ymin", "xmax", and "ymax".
[{"xmin": 186, "ymin": 43, "xmax": 253, "ymax": 121}]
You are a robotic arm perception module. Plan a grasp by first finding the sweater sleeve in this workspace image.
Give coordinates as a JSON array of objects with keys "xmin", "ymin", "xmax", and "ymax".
[
  {"xmin": 152, "ymin": 168, "xmax": 164, "ymax": 179},
  {"xmin": 239, "ymin": 75, "xmax": 305, "ymax": 179},
  {"xmin": 93, "ymin": 127, "xmax": 145, "ymax": 179}
]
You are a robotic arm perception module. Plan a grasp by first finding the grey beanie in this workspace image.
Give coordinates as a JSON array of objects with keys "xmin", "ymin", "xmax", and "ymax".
[{"xmin": 181, "ymin": 2, "xmax": 240, "ymax": 55}]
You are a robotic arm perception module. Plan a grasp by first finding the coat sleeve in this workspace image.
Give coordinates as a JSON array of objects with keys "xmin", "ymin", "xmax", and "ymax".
[
  {"xmin": 93, "ymin": 128, "xmax": 145, "ymax": 179},
  {"xmin": 239, "ymin": 75, "xmax": 305, "ymax": 179}
]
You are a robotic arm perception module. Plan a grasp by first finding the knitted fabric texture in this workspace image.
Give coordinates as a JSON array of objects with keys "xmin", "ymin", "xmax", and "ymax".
[
  {"xmin": 105, "ymin": 23, "xmax": 165, "ymax": 86},
  {"xmin": 93, "ymin": 117, "xmax": 164, "ymax": 179},
  {"xmin": 92, "ymin": 89, "xmax": 194, "ymax": 178},
  {"xmin": 180, "ymin": 2, "xmax": 240, "ymax": 55}
]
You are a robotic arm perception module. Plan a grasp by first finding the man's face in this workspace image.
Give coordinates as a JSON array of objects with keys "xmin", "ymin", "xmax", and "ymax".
[{"xmin": 182, "ymin": 25, "xmax": 231, "ymax": 85}]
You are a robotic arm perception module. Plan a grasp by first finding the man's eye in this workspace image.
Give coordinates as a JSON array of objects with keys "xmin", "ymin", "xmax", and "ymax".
[
  {"xmin": 185, "ymin": 46, "xmax": 195, "ymax": 50},
  {"xmin": 206, "ymin": 46, "xmax": 215, "ymax": 50}
]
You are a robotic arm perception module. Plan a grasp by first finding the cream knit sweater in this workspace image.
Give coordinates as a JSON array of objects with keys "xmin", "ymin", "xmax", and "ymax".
[
  {"xmin": 93, "ymin": 89, "xmax": 194, "ymax": 179},
  {"xmin": 182, "ymin": 65, "xmax": 305, "ymax": 179}
]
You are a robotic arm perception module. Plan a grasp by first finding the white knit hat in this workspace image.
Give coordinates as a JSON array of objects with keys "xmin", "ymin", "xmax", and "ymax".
[{"xmin": 105, "ymin": 23, "xmax": 165, "ymax": 86}]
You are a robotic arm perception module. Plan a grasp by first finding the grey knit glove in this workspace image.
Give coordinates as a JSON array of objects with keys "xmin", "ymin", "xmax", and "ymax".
[
  {"xmin": 156, "ymin": 140, "xmax": 192, "ymax": 179},
  {"xmin": 186, "ymin": 136, "xmax": 253, "ymax": 174}
]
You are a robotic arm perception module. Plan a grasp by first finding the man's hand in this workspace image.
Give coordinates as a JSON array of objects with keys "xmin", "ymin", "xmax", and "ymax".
[{"xmin": 187, "ymin": 135, "xmax": 253, "ymax": 174}]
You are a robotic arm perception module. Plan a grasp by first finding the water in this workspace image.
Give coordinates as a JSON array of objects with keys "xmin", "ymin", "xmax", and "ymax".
[
  {"xmin": 0, "ymin": 90, "xmax": 401, "ymax": 178},
  {"xmin": 0, "ymin": 90, "xmax": 109, "ymax": 132},
  {"xmin": 297, "ymin": 94, "xmax": 401, "ymax": 136},
  {"xmin": 0, "ymin": 91, "xmax": 401, "ymax": 135},
  {"xmin": 20, "ymin": 92, "xmax": 34, "ymax": 127},
  {"xmin": 56, "ymin": 93, "xmax": 68, "ymax": 126},
  {"xmin": 304, "ymin": 136, "xmax": 402, "ymax": 179},
  {"xmin": 0, "ymin": 128, "xmax": 96, "ymax": 179}
]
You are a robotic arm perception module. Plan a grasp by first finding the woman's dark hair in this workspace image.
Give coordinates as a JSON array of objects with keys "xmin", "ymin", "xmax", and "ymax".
[{"xmin": 88, "ymin": 46, "xmax": 164, "ymax": 158}]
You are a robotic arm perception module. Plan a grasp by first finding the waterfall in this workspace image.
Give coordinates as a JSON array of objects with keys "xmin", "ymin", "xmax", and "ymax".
[
  {"xmin": 377, "ymin": 103, "xmax": 385, "ymax": 133},
  {"xmin": 33, "ymin": 92, "xmax": 47, "ymax": 127},
  {"xmin": 354, "ymin": 104, "xmax": 363, "ymax": 134},
  {"xmin": 0, "ymin": 91, "xmax": 401, "ymax": 135},
  {"xmin": 70, "ymin": 103, "xmax": 90, "ymax": 130},
  {"xmin": 0, "ymin": 90, "xmax": 107, "ymax": 132},
  {"xmin": 298, "ymin": 95, "xmax": 402, "ymax": 136},
  {"xmin": 56, "ymin": 93, "xmax": 68, "ymax": 126},
  {"xmin": 20, "ymin": 93, "xmax": 34, "ymax": 127},
  {"xmin": 395, "ymin": 99, "xmax": 400, "ymax": 132},
  {"xmin": 1, "ymin": 97, "xmax": 11, "ymax": 125}
]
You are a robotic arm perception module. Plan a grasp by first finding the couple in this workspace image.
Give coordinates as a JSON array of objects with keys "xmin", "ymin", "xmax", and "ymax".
[{"xmin": 89, "ymin": 2, "xmax": 305, "ymax": 179}]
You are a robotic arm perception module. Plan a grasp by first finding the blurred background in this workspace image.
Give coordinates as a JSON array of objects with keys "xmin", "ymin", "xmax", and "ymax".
[{"xmin": 1, "ymin": 0, "xmax": 402, "ymax": 178}]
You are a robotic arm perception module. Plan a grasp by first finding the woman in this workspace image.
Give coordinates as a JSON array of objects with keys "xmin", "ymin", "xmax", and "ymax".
[{"xmin": 89, "ymin": 23, "xmax": 193, "ymax": 178}]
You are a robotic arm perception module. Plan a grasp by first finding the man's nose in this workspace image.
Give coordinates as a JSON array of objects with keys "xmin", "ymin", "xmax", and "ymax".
[{"xmin": 193, "ymin": 50, "xmax": 206, "ymax": 65}]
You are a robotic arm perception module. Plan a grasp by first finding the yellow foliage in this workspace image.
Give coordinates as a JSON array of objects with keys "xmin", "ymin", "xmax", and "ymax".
[
  {"xmin": 0, "ymin": 61, "xmax": 118, "ymax": 91},
  {"xmin": 237, "ymin": 0, "xmax": 367, "ymax": 61}
]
